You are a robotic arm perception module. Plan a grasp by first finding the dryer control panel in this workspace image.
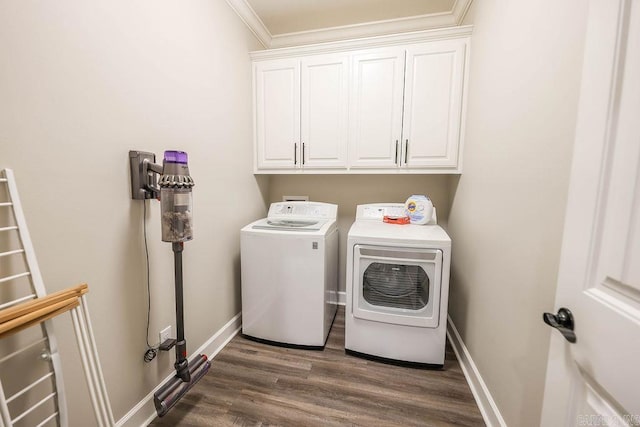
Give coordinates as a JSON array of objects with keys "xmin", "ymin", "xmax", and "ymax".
[{"xmin": 357, "ymin": 204, "xmax": 406, "ymax": 220}]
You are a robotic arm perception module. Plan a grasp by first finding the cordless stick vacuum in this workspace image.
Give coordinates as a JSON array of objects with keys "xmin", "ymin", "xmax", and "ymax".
[{"xmin": 130, "ymin": 150, "xmax": 211, "ymax": 417}]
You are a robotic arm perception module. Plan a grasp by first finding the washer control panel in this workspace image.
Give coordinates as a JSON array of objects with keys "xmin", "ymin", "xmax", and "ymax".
[{"xmin": 268, "ymin": 202, "xmax": 337, "ymax": 220}]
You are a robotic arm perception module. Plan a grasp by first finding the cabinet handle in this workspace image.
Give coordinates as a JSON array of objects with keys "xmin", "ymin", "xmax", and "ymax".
[
  {"xmin": 294, "ymin": 143, "xmax": 297, "ymax": 165},
  {"xmin": 395, "ymin": 140, "xmax": 399, "ymax": 165},
  {"xmin": 404, "ymin": 139, "xmax": 408, "ymax": 164},
  {"xmin": 302, "ymin": 143, "xmax": 305, "ymax": 165}
]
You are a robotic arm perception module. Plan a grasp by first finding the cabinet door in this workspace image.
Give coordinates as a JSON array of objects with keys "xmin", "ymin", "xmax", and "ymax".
[
  {"xmin": 255, "ymin": 59, "xmax": 300, "ymax": 170},
  {"xmin": 401, "ymin": 40, "xmax": 467, "ymax": 169},
  {"xmin": 300, "ymin": 54, "xmax": 349, "ymax": 169},
  {"xmin": 349, "ymin": 48, "xmax": 405, "ymax": 169}
]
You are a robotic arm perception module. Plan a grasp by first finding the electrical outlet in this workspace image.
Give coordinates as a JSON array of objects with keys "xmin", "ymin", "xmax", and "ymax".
[{"xmin": 159, "ymin": 326, "xmax": 172, "ymax": 345}]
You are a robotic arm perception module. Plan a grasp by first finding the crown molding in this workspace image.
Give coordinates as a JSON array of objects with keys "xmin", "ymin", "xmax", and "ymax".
[
  {"xmin": 250, "ymin": 25, "xmax": 472, "ymax": 60},
  {"xmin": 224, "ymin": 0, "xmax": 272, "ymax": 48},
  {"xmin": 228, "ymin": 0, "xmax": 473, "ymax": 50},
  {"xmin": 452, "ymin": 0, "xmax": 474, "ymax": 25},
  {"xmin": 269, "ymin": 11, "xmax": 458, "ymax": 48}
]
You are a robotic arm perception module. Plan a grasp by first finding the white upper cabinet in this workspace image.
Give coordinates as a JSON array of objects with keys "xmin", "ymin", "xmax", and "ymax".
[
  {"xmin": 349, "ymin": 48, "xmax": 405, "ymax": 169},
  {"xmin": 254, "ymin": 54, "xmax": 349, "ymax": 171},
  {"xmin": 402, "ymin": 40, "xmax": 466, "ymax": 169},
  {"xmin": 255, "ymin": 59, "xmax": 300, "ymax": 170},
  {"xmin": 301, "ymin": 54, "xmax": 349, "ymax": 169},
  {"xmin": 349, "ymin": 39, "xmax": 467, "ymax": 170},
  {"xmin": 251, "ymin": 26, "xmax": 471, "ymax": 174}
]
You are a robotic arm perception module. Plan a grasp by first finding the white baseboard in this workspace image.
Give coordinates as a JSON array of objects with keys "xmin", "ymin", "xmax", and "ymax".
[
  {"xmin": 337, "ymin": 291, "xmax": 346, "ymax": 306},
  {"xmin": 115, "ymin": 313, "xmax": 243, "ymax": 427},
  {"xmin": 446, "ymin": 316, "xmax": 507, "ymax": 427}
]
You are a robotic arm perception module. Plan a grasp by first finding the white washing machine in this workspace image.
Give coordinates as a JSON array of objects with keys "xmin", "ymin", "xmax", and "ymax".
[
  {"xmin": 345, "ymin": 203, "xmax": 451, "ymax": 367},
  {"xmin": 241, "ymin": 201, "xmax": 338, "ymax": 348}
]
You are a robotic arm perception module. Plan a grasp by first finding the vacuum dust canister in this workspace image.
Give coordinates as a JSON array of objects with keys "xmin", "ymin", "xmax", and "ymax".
[{"xmin": 159, "ymin": 150, "xmax": 194, "ymax": 242}]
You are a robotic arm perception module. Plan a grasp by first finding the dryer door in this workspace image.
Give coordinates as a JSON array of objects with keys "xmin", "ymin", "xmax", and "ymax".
[{"xmin": 352, "ymin": 245, "xmax": 442, "ymax": 328}]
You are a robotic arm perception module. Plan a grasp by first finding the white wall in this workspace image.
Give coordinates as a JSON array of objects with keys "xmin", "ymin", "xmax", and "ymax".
[
  {"xmin": 269, "ymin": 174, "xmax": 452, "ymax": 293},
  {"xmin": 446, "ymin": 1, "xmax": 588, "ymax": 425},
  {"xmin": 0, "ymin": 1, "xmax": 266, "ymax": 424}
]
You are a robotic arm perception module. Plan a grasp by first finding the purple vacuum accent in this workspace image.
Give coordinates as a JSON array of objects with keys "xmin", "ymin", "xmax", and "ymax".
[{"xmin": 164, "ymin": 150, "xmax": 188, "ymax": 164}]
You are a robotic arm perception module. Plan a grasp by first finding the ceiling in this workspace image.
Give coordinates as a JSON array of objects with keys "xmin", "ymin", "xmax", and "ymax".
[
  {"xmin": 245, "ymin": 0, "xmax": 456, "ymax": 35},
  {"xmin": 228, "ymin": 0, "xmax": 473, "ymax": 48}
]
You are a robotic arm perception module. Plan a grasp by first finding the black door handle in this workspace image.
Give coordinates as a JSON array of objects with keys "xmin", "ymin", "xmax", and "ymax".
[{"xmin": 543, "ymin": 307, "xmax": 576, "ymax": 343}]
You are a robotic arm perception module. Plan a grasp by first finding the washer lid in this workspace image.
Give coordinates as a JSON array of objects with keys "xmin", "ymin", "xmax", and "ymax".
[{"xmin": 251, "ymin": 218, "xmax": 327, "ymax": 231}]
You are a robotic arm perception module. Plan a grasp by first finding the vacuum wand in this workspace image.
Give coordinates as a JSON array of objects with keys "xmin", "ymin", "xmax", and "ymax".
[
  {"xmin": 153, "ymin": 240, "xmax": 210, "ymax": 417},
  {"xmin": 172, "ymin": 242, "xmax": 190, "ymax": 382},
  {"xmin": 150, "ymin": 151, "xmax": 211, "ymax": 417}
]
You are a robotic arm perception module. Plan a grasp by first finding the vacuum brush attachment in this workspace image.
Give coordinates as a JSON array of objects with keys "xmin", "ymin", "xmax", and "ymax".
[{"xmin": 153, "ymin": 354, "xmax": 211, "ymax": 417}]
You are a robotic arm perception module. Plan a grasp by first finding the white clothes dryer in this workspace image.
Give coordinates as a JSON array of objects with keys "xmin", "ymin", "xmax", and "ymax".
[
  {"xmin": 241, "ymin": 202, "xmax": 339, "ymax": 348},
  {"xmin": 345, "ymin": 203, "xmax": 451, "ymax": 367}
]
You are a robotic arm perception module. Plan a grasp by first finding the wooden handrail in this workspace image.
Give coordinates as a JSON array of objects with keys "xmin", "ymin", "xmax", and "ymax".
[
  {"xmin": 0, "ymin": 283, "xmax": 87, "ymax": 324},
  {"xmin": 1, "ymin": 300, "xmax": 80, "ymax": 339},
  {"xmin": 0, "ymin": 284, "xmax": 88, "ymax": 339}
]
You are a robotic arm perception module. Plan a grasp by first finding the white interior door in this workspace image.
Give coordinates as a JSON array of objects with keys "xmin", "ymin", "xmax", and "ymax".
[{"xmin": 541, "ymin": 0, "xmax": 640, "ymax": 425}]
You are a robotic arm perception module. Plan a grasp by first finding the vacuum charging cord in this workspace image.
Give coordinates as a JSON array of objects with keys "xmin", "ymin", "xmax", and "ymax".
[{"xmin": 143, "ymin": 199, "xmax": 159, "ymax": 362}]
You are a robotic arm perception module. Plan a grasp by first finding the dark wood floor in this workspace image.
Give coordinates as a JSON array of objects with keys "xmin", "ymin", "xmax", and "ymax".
[{"xmin": 151, "ymin": 307, "xmax": 485, "ymax": 427}]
